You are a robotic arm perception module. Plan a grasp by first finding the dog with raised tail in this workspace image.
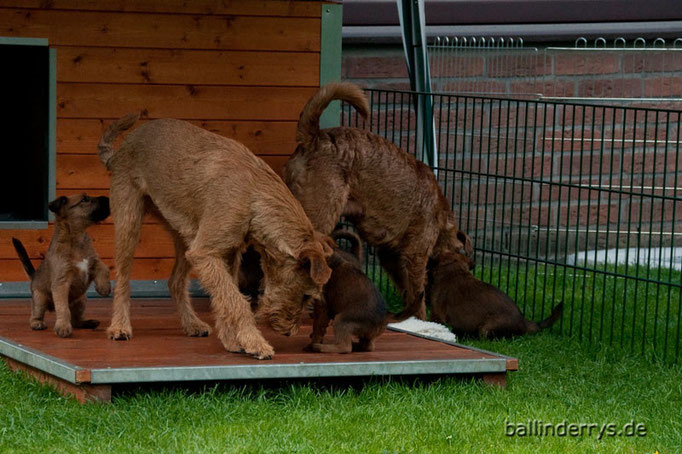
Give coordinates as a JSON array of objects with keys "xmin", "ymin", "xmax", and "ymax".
[
  {"xmin": 285, "ymin": 82, "xmax": 472, "ymax": 323},
  {"xmin": 428, "ymin": 252, "xmax": 563, "ymax": 338},
  {"xmin": 12, "ymin": 194, "xmax": 111, "ymax": 337}
]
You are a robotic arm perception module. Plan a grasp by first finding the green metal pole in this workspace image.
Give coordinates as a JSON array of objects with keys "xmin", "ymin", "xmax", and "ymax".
[{"xmin": 398, "ymin": 0, "xmax": 436, "ymax": 167}]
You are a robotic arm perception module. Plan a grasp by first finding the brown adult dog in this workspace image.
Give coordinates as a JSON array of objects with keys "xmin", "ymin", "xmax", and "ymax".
[
  {"xmin": 428, "ymin": 253, "xmax": 563, "ymax": 338},
  {"xmin": 11, "ymin": 195, "xmax": 111, "ymax": 337},
  {"xmin": 285, "ymin": 82, "xmax": 471, "ymax": 321},
  {"xmin": 308, "ymin": 230, "xmax": 387, "ymax": 353},
  {"xmin": 98, "ymin": 114, "xmax": 334, "ymax": 359}
]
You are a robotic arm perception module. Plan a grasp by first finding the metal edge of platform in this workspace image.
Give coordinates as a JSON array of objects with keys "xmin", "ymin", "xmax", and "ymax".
[
  {"xmin": 0, "ymin": 336, "xmax": 82, "ymax": 384},
  {"xmin": 387, "ymin": 326, "xmax": 518, "ymax": 370},
  {"xmin": 87, "ymin": 357, "xmax": 507, "ymax": 384}
]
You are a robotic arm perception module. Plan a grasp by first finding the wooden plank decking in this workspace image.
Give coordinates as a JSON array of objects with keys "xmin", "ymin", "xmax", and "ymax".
[{"xmin": 0, "ymin": 299, "xmax": 517, "ymax": 402}]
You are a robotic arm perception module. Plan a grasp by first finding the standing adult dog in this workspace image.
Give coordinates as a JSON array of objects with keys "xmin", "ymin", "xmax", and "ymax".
[
  {"xmin": 285, "ymin": 82, "xmax": 470, "ymax": 320},
  {"xmin": 12, "ymin": 195, "xmax": 111, "ymax": 337},
  {"xmin": 98, "ymin": 114, "xmax": 333, "ymax": 359}
]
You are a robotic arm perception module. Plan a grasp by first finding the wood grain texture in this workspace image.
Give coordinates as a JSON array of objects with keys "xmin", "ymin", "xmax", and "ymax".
[
  {"xmin": 0, "ymin": 223, "xmax": 175, "ymax": 260},
  {"xmin": 0, "ymin": 258, "xmax": 177, "ymax": 281},
  {"xmin": 6, "ymin": 0, "xmax": 323, "ymax": 17},
  {"xmin": 57, "ymin": 47, "xmax": 319, "ymax": 86},
  {"xmin": 57, "ymin": 84, "xmax": 316, "ymax": 121},
  {"xmin": 0, "ymin": 8, "xmax": 320, "ymax": 51},
  {"xmin": 58, "ymin": 119, "xmax": 298, "ymax": 156},
  {"xmin": 0, "ymin": 300, "xmax": 514, "ymax": 371},
  {"xmin": 56, "ymin": 154, "xmax": 290, "ymax": 189}
]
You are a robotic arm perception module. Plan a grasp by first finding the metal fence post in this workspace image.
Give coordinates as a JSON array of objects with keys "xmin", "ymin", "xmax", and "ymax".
[{"xmin": 397, "ymin": 0, "xmax": 437, "ymax": 168}]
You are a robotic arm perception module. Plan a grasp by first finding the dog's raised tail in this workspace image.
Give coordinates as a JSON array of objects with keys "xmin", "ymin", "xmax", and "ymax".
[
  {"xmin": 533, "ymin": 302, "xmax": 564, "ymax": 331},
  {"xmin": 330, "ymin": 229, "xmax": 363, "ymax": 262},
  {"xmin": 11, "ymin": 238, "xmax": 35, "ymax": 279},
  {"xmin": 98, "ymin": 112, "xmax": 140, "ymax": 168},
  {"xmin": 297, "ymin": 82, "xmax": 370, "ymax": 149}
]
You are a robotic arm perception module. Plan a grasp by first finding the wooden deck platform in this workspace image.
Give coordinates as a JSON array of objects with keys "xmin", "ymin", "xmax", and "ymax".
[{"xmin": 0, "ymin": 299, "xmax": 517, "ymax": 402}]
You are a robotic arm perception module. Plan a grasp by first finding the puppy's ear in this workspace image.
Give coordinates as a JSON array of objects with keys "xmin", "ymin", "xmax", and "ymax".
[
  {"xmin": 314, "ymin": 231, "xmax": 336, "ymax": 257},
  {"xmin": 298, "ymin": 247, "xmax": 332, "ymax": 285},
  {"xmin": 48, "ymin": 196, "xmax": 68, "ymax": 214},
  {"xmin": 456, "ymin": 230, "xmax": 473, "ymax": 256}
]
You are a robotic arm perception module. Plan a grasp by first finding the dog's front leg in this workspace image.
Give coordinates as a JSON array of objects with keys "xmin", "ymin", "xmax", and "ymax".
[
  {"xmin": 310, "ymin": 299, "xmax": 330, "ymax": 344},
  {"xmin": 51, "ymin": 277, "xmax": 73, "ymax": 337},
  {"xmin": 187, "ymin": 247, "xmax": 275, "ymax": 360},
  {"xmin": 93, "ymin": 259, "xmax": 112, "ymax": 296}
]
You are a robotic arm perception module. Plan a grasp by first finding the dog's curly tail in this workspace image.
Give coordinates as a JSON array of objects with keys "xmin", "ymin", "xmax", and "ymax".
[
  {"xmin": 98, "ymin": 112, "xmax": 140, "ymax": 168},
  {"xmin": 297, "ymin": 82, "xmax": 369, "ymax": 149},
  {"xmin": 11, "ymin": 238, "xmax": 35, "ymax": 279},
  {"xmin": 330, "ymin": 229, "xmax": 363, "ymax": 262}
]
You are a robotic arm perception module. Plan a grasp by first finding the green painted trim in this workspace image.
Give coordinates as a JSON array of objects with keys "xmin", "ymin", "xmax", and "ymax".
[
  {"xmin": 0, "ymin": 221, "xmax": 49, "ymax": 230},
  {"xmin": 319, "ymin": 3, "xmax": 343, "ymax": 129},
  {"xmin": 48, "ymin": 48, "xmax": 57, "ymax": 220},
  {"xmin": 0, "ymin": 37, "xmax": 48, "ymax": 46}
]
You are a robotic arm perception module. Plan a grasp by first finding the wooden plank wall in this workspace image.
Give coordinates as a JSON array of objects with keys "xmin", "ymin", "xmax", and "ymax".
[{"xmin": 0, "ymin": 0, "xmax": 322, "ymax": 281}]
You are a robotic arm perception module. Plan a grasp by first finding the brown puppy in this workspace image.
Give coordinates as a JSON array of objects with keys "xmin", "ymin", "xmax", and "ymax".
[
  {"xmin": 285, "ymin": 82, "xmax": 471, "ymax": 321},
  {"xmin": 308, "ymin": 230, "xmax": 387, "ymax": 353},
  {"xmin": 11, "ymin": 195, "xmax": 111, "ymax": 337},
  {"xmin": 98, "ymin": 114, "xmax": 334, "ymax": 360},
  {"xmin": 428, "ymin": 253, "xmax": 563, "ymax": 338}
]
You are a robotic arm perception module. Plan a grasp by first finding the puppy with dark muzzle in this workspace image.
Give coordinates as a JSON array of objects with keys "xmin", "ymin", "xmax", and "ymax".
[
  {"xmin": 428, "ymin": 252, "xmax": 563, "ymax": 338},
  {"xmin": 12, "ymin": 194, "xmax": 112, "ymax": 337},
  {"xmin": 307, "ymin": 230, "xmax": 388, "ymax": 353}
]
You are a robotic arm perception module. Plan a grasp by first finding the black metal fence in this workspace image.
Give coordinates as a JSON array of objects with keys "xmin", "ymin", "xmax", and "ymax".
[{"xmin": 341, "ymin": 88, "xmax": 682, "ymax": 363}]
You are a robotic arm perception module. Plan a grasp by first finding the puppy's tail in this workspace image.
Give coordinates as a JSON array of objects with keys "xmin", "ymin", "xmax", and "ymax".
[
  {"xmin": 297, "ymin": 82, "xmax": 369, "ymax": 150},
  {"xmin": 98, "ymin": 112, "xmax": 140, "ymax": 168},
  {"xmin": 11, "ymin": 238, "xmax": 35, "ymax": 279},
  {"xmin": 330, "ymin": 229, "xmax": 363, "ymax": 262},
  {"xmin": 527, "ymin": 302, "xmax": 564, "ymax": 333}
]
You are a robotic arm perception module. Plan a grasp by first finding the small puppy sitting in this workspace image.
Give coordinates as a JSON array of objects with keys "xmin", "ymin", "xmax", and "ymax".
[
  {"xmin": 308, "ymin": 230, "xmax": 387, "ymax": 353},
  {"xmin": 12, "ymin": 194, "xmax": 112, "ymax": 337},
  {"xmin": 428, "ymin": 252, "xmax": 563, "ymax": 338}
]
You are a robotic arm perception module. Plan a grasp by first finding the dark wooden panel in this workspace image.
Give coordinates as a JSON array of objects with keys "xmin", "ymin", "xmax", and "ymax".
[
  {"xmin": 56, "ymin": 154, "xmax": 289, "ymax": 189},
  {"xmin": 58, "ymin": 119, "xmax": 298, "ymax": 156},
  {"xmin": 57, "ymin": 47, "xmax": 319, "ymax": 86},
  {"xmin": 7, "ymin": 0, "xmax": 322, "ymax": 17},
  {"xmin": 57, "ymin": 84, "xmax": 315, "ymax": 121},
  {"xmin": 0, "ymin": 8, "xmax": 320, "ymax": 52}
]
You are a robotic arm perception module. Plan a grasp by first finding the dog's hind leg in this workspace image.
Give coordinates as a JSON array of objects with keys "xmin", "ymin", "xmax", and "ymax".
[
  {"xmin": 29, "ymin": 290, "xmax": 48, "ymax": 330},
  {"xmin": 168, "ymin": 230, "xmax": 211, "ymax": 337},
  {"xmin": 186, "ymin": 225, "xmax": 274, "ymax": 360},
  {"xmin": 70, "ymin": 295, "xmax": 99, "ymax": 329},
  {"xmin": 108, "ymin": 181, "xmax": 144, "ymax": 341},
  {"xmin": 292, "ymin": 175, "xmax": 349, "ymax": 235}
]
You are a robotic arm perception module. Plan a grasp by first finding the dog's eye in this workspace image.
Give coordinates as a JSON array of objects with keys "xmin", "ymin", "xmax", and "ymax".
[{"xmin": 82, "ymin": 196, "xmax": 88, "ymax": 203}]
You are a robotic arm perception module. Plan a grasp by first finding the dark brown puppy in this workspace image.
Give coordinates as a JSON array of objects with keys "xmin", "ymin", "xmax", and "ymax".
[
  {"xmin": 308, "ymin": 230, "xmax": 387, "ymax": 353},
  {"xmin": 285, "ymin": 82, "xmax": 471, "ymax": 321},
  {"xmin": 428, "ymin": 253, "xmax": 563, "ymax": 338},
  {"xmin": 12, "ymin": 195, "xmax": 111, "ymax": 337}
]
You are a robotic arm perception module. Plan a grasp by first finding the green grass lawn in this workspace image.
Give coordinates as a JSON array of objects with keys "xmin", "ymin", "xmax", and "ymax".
[{"xmin": 1, "ymin": 333, "xmax": 680, "ymax": 453}]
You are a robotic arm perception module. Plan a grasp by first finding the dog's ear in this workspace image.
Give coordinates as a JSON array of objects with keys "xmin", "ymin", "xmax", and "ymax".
[
  {"xmin": 457, "ymin": 230, "xmax": 474, "ymax": 256},
  {"xmin": 48, "ymin": 196, "xmax": 68, "ymax": 214},
  {"xmin": 314, "ymin": 231, "xmax": 336, "ymax": 257},
  {"xmin": 298, "ymin": 247, "xmax": 332, "ymax": 285}
]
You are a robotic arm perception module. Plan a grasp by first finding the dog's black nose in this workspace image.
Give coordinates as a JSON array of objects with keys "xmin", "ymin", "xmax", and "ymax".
[{"xmin": 91, "ymin": 197, "xmax": 111, "ymax": 222}]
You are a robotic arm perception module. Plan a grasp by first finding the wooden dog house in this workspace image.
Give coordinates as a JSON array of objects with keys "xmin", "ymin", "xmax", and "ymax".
[{"xmin": 0, "ymin": 0, "xmax": 516, "ymax": 401}]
